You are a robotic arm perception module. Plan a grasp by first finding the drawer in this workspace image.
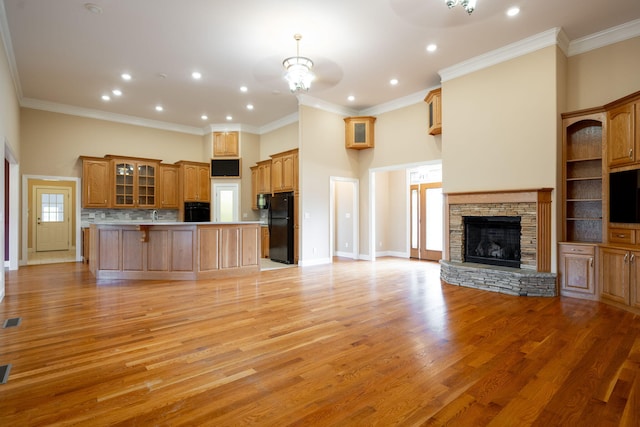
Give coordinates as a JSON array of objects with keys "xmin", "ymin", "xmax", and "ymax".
[
  {"xmin": 608, "ymin": 228, "xmax": 635, "ymax": 245},
  {"xmin": 559, "ymin": 243, "xmax": 595, "ymax": 256}
]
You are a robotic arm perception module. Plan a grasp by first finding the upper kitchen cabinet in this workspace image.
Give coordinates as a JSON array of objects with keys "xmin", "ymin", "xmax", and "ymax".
[
  {"xmin": 109, "ymin": 157, "xmax": 160, "ymax": 208},
  {"xmin": 257, "ymin": 160, "xmax": 272, "ymax": 194},
  {"xmin": 159, "ymin": 164, "xmax": 179, "ymax": 209},
  {"xmin": 424, "ymin": 88, "xmax": 442, "ymax": 136},
  {"xmin": 81, "ymin": 156, "xmax": 110, "ymax": 208},
  {"xmin": 271, "ymin": 149, "xmax": 297, "ymax": 193},
  {"xmin": 344, "ymin": 116, "xmax": 376, "ymax": 149},
  {"xmin": 177, "ymin": 161, "xmax": 211, "ymax": 202},
  {"xmin": 213, "ymin": 131, "xmax": 239, "ymax": 157},
  {"xmin": 607, "ymin": 94, "xmax": 640, "ymax": 168}
]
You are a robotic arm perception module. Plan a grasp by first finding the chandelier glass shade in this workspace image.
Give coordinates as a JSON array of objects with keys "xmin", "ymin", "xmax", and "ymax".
[
  {"xmin": 283, "ymin": 34, "xmax": 315, "ymax": 93},
  {"xmin": 446, "ymin": 0, "xmax": 477, "ymax": 14}
]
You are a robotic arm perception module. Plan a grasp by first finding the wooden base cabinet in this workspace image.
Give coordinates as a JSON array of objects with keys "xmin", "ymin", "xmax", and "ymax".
[
  {"xmin": 558, "ymin": 243, "xmax": 597, "ymax": 300},
  {"xmin": 600, "ymin": 246, "xmax": 640, "ymax": 310}
]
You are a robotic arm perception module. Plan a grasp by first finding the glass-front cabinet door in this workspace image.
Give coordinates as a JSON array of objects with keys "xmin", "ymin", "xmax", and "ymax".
[
  {"xmin": 112, "ymin": 160, "xmax": 158, "ymax": 208},
  {"xmin": 137, "ymin": 163, "xmax": 156, "ymax": 207},
  {"xmin": 114, "ymin": 161, "xmax": 135, "ymax": 207}
]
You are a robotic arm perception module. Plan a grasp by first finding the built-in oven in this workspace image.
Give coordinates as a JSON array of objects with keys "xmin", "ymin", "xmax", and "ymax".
[{"xmin": 184, "ymin": 201, "xmax": 210, "ymax": 222}]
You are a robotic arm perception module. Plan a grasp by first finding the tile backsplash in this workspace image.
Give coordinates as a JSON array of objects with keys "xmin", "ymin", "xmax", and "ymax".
[{"xmin": 81, "ymin": 209, "xmax": 178, "ymax": 225}]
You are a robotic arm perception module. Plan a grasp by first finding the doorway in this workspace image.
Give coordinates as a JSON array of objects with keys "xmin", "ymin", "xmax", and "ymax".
[
  {"xmin": 410, "ymin": 182, "xmax": 443, "ymax": 261},
  {"xmin": 330, "ymin": 177, "xmax": 359, "ymax": 260},
  {"xmin": 23, "ymin": 176, "xmax": 81, "ymax": 265},
  {"xmin": 213, "ymin": 183, "xmax": 239, "ymax": 222}
]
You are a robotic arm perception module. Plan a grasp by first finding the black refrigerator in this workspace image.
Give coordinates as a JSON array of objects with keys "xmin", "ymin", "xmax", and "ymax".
[{"xmin": 269, "ymin": 192, "xmax": 294, "ymax": 264}]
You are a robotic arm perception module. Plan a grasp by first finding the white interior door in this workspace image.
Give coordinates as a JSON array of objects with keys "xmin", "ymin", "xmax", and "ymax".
[
  {"xmin": 213, "ymin": 183, "xmax": 239, "ymax": 222},
  {"xmin": 35, "ymin": 187, "xmax": 71, "ymax": 251}
]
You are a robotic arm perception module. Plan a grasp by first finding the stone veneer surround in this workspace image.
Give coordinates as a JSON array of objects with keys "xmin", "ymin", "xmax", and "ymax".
[{"xmin": 441, "ymin": 189, "xmax": 557, "ymax": 297}]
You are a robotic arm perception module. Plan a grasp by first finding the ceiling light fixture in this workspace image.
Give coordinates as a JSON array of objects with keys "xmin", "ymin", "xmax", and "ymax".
[
  {"xmin": 507, "ymin": 7, "xmax": 520, "ymax": 17},
  {"xmin": 446, "ymin": 0, "xmax": 477, "ymax": 14},
  {"xmin": 121, "ymin": 73, "xmax": 132, "ymax": 81},
  {"xmin": 283, "ymin": 34, "xmax": 315, "ymax": 93},
  {"xmin": 112, "ymin": 89, "xmax": 122, "ymax": 96},
  {"xmin": 192, "ymin": 71, "xmax": 202, "ymax": 80},
  {"xmin": 84, "ymin": 3, "xmax": 103, "ymax": 14}
]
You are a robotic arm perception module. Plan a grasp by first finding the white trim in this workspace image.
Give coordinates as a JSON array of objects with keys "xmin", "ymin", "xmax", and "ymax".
[
  {"xmin": 212, "ymin": 183, "xmax": 239, "ymax": 222},
  {"xmin": 298, "ymin": 94, "xmax": 357, "ymax": 117},
  {"xmin": 360, "ymin": 88, "xmax": 437, "ymax": 117},
  {"xmin": 258, "ymin": 112, "xmax": 299, "ymax": 134},
  {"xmin": 0, "ymin": 1, "xmax": 22, "ymax": 99},
  {"xmin": 569, "ymin": 18, "xmax": 640, "ymax": 56},
  {"xmin": 5, "ymin": 142, "xmax": 19, "ymax": 271},
  {"xmin": 439, "ymin": 28, "xmax": 565, "ymax": 82},
  {"xmin": 298, "ymin": 257, "xmax": 332, "ymax": 267}
]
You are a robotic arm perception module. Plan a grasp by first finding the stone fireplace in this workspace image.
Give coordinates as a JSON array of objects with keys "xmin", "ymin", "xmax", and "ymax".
[
  {"xmin": 464, "ymin": 216, "xmax": 521, "ymax": 268},
  {"xmin": 440, "ymin": 189, "xmax": 557, "ymax": 297}
]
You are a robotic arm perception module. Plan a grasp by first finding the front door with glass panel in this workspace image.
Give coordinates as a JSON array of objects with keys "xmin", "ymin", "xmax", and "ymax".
[
  {"xmin": 35, "ymin": 187, "xmax": 71, "ymax": 252},
  {"xmin": 410, "ymin": 182, "xmax": 443, "ymax": 261}
]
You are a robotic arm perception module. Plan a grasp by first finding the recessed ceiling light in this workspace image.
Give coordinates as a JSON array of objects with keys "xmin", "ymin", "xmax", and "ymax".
[
  {"xmin": 427, "ymin": 44, "xmax": 438, "ymax": 52},
  {"xmin": 390, "ymin": 78, "xmax": 399, "ymax": 86},
  {"xmin": 192, "ymin": 71, "xmax": 202, "ymax": 80},
  {"xmin": 121, "ymin": 73, "xmax": 132, "ymax": 81},
  {"xmin": 246, "ymin": 104, "xmax": 254, "ymax": 110},
  {"xmin": 226, "ymin": 115, "xmax": 233, "ymax": 121},
  {"xmin": 201, "ymin": 115, "xmax": 208, "ymax": 120},
  {"xmin": 347, "ymin": 95, "xmax": 355, "ymax": 102},
  {"xmin": 240, "ymin": 86, "xmax": 248, "ymax": 93},
  {"xmin": 507, "ymin": 7, "xmax": 520, "ymax": 17},
  {"xmin": 112, "ymin": 89, "xmax": 122, "ymax": 96},
  {"xmin": 155, "ymin": 105, "xmax": 163, "ymax": 112},
  {"xmin": 101, "ymin": 94, "xmax": 110, "ymax": 101},
  {"xmin": 84, "ymin": 3, "xmax": 103, "ymax": 14}
]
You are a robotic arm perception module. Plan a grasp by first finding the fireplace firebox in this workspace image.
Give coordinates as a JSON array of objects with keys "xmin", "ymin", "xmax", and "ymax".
[{"xmin": 464, "ymin": 216, "xmax": 521, "ymax": 268}]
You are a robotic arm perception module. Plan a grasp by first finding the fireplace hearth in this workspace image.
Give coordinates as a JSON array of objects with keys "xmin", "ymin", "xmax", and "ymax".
[{"xmin": 464, "ymin": 216, "xmax": 521, "ymax": 268}]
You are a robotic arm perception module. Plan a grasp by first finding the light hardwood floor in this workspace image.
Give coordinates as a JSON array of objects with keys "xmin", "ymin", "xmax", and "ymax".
[{"xmin": 1, "ymin": 258, "xmax": 639, "ymax": 426}]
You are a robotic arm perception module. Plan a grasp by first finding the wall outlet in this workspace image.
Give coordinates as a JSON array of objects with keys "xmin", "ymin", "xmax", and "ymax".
[
  {"xmin": 88, "ymin": 213, "xmax": 95, "ymax": 219},
  {"xmin": 345, "ymin": 242, "xmax": 349, "ymax": 248}
]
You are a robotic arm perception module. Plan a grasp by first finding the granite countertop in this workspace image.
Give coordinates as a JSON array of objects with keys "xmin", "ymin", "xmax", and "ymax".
[{"xmin": 89, "ymin": 221, "xmax": 262, "ymax": 226}]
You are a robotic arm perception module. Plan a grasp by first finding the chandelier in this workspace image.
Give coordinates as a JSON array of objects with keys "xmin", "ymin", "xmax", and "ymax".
[
  {"xmin": 283, "ymin": 34, "xmax": 315, "ymax": 93},
  {"xmin": 446, "ymin": 0, "xmax": 477, "ymax": 14}
]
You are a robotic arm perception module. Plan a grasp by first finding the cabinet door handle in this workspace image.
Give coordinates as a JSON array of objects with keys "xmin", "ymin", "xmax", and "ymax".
[
  {"xmin": 632, "ymin": 254, "xmax": 636, "ymax": 263},
  {"xmin": 617, "ymin": 234, "xmax": 626, "ymax": 238},
  {"xmin": 630, "ymin": 148, "xmax": 634, "ymax": 159},
  {"xmin": 624, "ymin": 253, "xmax": 629, "ymax": 263},
  {"xmin": 590, "ymin": 257, "xmax": 593, "ymax": 268}
]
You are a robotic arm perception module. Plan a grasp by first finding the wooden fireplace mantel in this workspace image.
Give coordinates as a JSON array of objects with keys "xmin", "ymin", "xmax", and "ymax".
[{"xmin": 443, "ymin": 188, "xmax": 553, "ymax": 272}]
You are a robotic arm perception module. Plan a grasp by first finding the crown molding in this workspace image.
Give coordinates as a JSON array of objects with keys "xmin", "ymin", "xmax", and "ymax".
[
  {"xmin": 21, "ymin": 98, "xmax": 205, "ymax": 135},
  {"xmin": 569, "ymin": 18, "xmax": 640, "ymax": 56},
  {"xmin": 439, "ymin": 28, "xmax": 564, "ymax": 82},
  {"xmin": 298, "ymin": 94, "xmax": 358, "ymax": 117},
  {"xmin": 0, "ymin": 1, "xmax": 22, "ymax": 99},
  {"xmin": 360, "ymin": 87, "xmax": 437, "ymax": 117},
  {"xmin": 258, "ymin": 112, "xmax": 299, "ymax": 134}
]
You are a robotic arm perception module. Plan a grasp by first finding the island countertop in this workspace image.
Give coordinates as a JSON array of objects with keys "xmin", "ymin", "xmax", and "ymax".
[{"xmin": 89, "ymin": 222, "xmax": 261, "ymax": 280}]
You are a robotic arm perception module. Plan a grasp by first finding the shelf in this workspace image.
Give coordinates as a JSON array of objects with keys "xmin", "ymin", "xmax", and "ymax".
[
  {"xmin": 566, "ymin": 176, "xmax": 602, "ymax": 181},
  {"xmin": 566, "ymin": 156, "xmax": 602, "ymax": 163},
  {"xmin": 567, "ymin": 218, "xmax": 603, "ymax": 221},
  {"xmin": 567, "ymin": 198, "xmax": 602, "ymax": 202}
]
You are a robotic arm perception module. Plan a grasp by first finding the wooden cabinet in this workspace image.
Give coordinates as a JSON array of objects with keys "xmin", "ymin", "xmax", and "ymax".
[
  {"xmin": 159, "ymin": 164, "xmax": 179, "ymax": 209},
  {"xmin": 81, "ymin": 157, "xmax": 110, "ymax": 208},
  {"xmin": 600, "ymin": 246, "xmax": 640, "ymax": 309},
  {"xmin": 110, "ymin": 158, "xmax": 159, "ymax": 208},
  {"xmin": 213, "ymin": 131, "xmax": 239, "ymax": 157},
  {"xmin": 257, "ymin": 160, "xmax": 272, "ymax": 194},
  {"xmin": 424, "ymin": 88, "xmax": 442, "ymax": 135},
  {"xmin": 177, "ymin": 161, "xmax": 211, "ymax": 202},
  {"xmin": 607, "ymin": 101, "xmax": 639, "ymax": 167},
  {"xmin": 261, "ymin": 226, "xmax": 269, "ymax": 258},
  {"xmin": 82, "ymin": 227, "xmax": 90, "ymax": 264},
  {"xmin": 344, "ymin": 116, "xmax": 376, "ymax": 149},
  {"xmin": 251, "ymin": 166, "xmax": 259, "ymax": 210},
  {"xmin": 271, "ymin": 149, "xmax": 297, "ymax": 193},
  {"xmin": 558, "ymin": 243, "xmax": 597, "ymax": 299},
  {"xmin": 561, "ymin": 111, "xmax": 604, "ymax": 243}
]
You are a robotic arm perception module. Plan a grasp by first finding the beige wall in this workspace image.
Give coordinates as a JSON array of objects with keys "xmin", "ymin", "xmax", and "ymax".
[
  {"xmin": 239, "ymin": 131, "xmax": 260, "ymax": 220},
  {"xmin": 20, "ymin": 108, "xmax": 205, "ymax": 178},
  {"xmin": 442, "ymin": 46, "xmax": 560, "ymax": 193},
  {"xmin": 566, "ymin": 36, "xmax": 640, "ymax": 111},
  {"xmin": 259, "ymin": 122, "xmax": 298, "ymax": 160},
  {"xmin": 299, "ymin": 105, "xmax": 357, "ymax": 262}
]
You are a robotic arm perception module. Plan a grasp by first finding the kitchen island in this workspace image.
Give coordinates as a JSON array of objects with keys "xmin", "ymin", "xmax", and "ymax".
[{"xmin": 89, "ymin": 221, "xmax": 261, "ymax": 280}]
